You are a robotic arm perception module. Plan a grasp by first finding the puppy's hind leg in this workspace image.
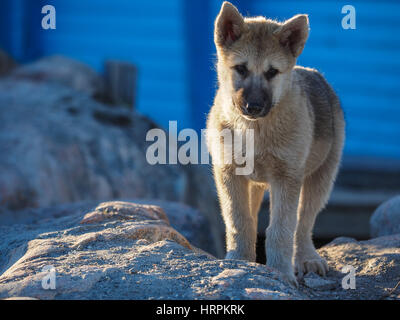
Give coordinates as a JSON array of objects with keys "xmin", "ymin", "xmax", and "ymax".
[
  {"xmin": 294, "ymin": 146, "xmax": 342, "ymax": 278},
  {"xmin": 249, "ymin": 184, "xmax": 265, "ymax": 220}
]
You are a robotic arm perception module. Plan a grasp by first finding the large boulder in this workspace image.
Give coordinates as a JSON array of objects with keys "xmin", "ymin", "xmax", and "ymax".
[
  {"xmin": 0, "ymin": 199, "xmax": 219, "ymax": 257},
  {"xmin": 0, "ymin": 201, "xmax": 304, "ymax": 300},
  {"xmin": 370, "ymin": 195, "xmax": 400, "ymax": 238},
  {"xmin": 0, "ymin": 78, "xmax": 182, "ymax": 210},
  {"xmin": 10, "ymin": 55, "xmax": 104, "ymax": 99},
  {"xmin": 0, "ymin": 64, "xmax": 224, "ymax": 256}
]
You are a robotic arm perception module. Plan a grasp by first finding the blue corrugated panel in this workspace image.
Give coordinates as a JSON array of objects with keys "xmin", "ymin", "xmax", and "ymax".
[{"xmin": 0, "ymin": 0, "xmax": 27, "ymax": 60}]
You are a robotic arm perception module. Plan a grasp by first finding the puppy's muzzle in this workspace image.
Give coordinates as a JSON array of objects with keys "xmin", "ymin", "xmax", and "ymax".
[
  {"xmin": 245, "ymin": 103, "xmax": 263, "ymax": 116},
  {"xmin": 242, "ymin": 101, "xmax": 272, "ymax": 119}
]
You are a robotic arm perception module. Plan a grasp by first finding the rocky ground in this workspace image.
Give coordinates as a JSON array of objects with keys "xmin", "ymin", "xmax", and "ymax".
[{"xmin": 0, "ymin": 201, "xmax": 399, "ymax": 300}]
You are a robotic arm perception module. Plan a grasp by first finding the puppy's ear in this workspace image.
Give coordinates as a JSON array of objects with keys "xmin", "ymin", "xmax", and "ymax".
[
  {"xmin": 214, "ymin": 2, "xmax": 244, "ymax": 48},
  {"xmin": 274, "ymin": 14, "xmax": 309, "ymax": 57}
]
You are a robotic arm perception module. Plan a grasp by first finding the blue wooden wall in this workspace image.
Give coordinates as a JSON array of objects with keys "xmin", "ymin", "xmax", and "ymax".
[{"xmin": 1, "ymin": 0, "xmax": 399, "ymax": 159}]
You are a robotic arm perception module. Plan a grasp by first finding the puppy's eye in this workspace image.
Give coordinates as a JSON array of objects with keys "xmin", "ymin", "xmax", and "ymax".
[
  {"xmin": 264, "ymin": 67, "xmax": 279, "ymax": 80},
  {"xmin": 233, "ymin": 64, "xmax": 249, "ymax": 78}
]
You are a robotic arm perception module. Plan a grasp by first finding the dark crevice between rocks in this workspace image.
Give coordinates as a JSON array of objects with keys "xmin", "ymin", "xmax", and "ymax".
[{"xmin": 92, "ymin": 110, "xmax": 132, "ymax": 127}]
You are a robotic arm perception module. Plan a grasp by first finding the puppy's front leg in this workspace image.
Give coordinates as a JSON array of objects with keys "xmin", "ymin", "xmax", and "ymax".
[
  {"xmin": 266, "ymin": 176, "xmax": 302, "ymax": 287},
  {"xmin": 214, "ymin": 167, "xmax": 257, "ymax": 262}
]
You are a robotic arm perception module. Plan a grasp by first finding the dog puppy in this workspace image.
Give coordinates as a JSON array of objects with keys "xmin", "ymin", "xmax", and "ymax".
[{"xmin": 206, "ymin": 2, "xmax": 345, "ymax": 286}]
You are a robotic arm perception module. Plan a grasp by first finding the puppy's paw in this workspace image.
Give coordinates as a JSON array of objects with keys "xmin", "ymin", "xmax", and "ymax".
[
  {"xmin": 281, "ymin": 271, "xmax": 299, "ymax": 288},
  {"xmin": 225, "ymin": 250, "xmax": 255, "ymax": 262},
  {"xmin": 266, "ymin": 246, "xmax": 298, "ymax": 287},
  {"xmin": 295, "ymin": 252, "xmax": 329, "ymax": 279}
]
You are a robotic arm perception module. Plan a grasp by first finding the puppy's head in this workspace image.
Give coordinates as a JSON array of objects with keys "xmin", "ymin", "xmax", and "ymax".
[{"xmin": 215, "ymin": 2, "xmax": 309, "ymax": 120}]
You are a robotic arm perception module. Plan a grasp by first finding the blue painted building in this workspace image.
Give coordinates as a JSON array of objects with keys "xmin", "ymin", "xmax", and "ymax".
[{"xmin": 1, "ymin": 0, "xmax": 399, "ymax": 159}]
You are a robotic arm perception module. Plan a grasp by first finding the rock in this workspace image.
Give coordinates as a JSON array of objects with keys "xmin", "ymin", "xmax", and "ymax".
[
  {"xmin": 0, "ymin": 72, "xmax": 223, "ymax": 256},
  {"xmin": 0, "ymin": 199, "xmax": 219, "ymax": 257},
  {"xmin": 0, "ymin": 78, "xmax": 182, "ymax": 209},
  {"xmin": 1, "ymin": 200, "xmax": 399, "ymax": 300},
  {"xmin": 302, "ymin": 272, "xmax": 337, "ymax": 291},
  {"xmin": 0, "ymin": 50, "xmax": 17, "ymax": 76},
  {"xmin": 11, "ymin": 56, "xmax": 104, "ymax": 98},
  {"xmin": 0, "ymin": 201, "xmax": 304, "ymax": 300},
  {"xmin": 211, "ymin": 269, "xmax": 248, "ymax": 288},
  {"xmin": 309, "ymin": 235, "xmax": 400, "ymax": 299},
  {"xmin": 133, "ymin": 199, "xmax": 218, "ymax": 256},
  {"xmin": 243, "ymin": 288, "xmax": 297, "ymax": 300},
  {"xmin": 370, "ymin": 195, "xmax": 400, "ymax": 238}
]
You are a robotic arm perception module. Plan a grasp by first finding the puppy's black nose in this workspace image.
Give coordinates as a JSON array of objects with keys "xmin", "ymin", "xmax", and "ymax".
[{"xmin": 246, "ymin": 103, "xmax": 263, "ymax": 115}]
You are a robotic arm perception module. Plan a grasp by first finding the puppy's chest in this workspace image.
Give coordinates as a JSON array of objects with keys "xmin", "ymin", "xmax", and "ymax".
[
  {"xmin": 246, "ymin": 137, "xmax": 276, "ymax": 182},
  {"xmin": 247, "ymin": 160, "xmax": 269, "ymax": 183}
]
